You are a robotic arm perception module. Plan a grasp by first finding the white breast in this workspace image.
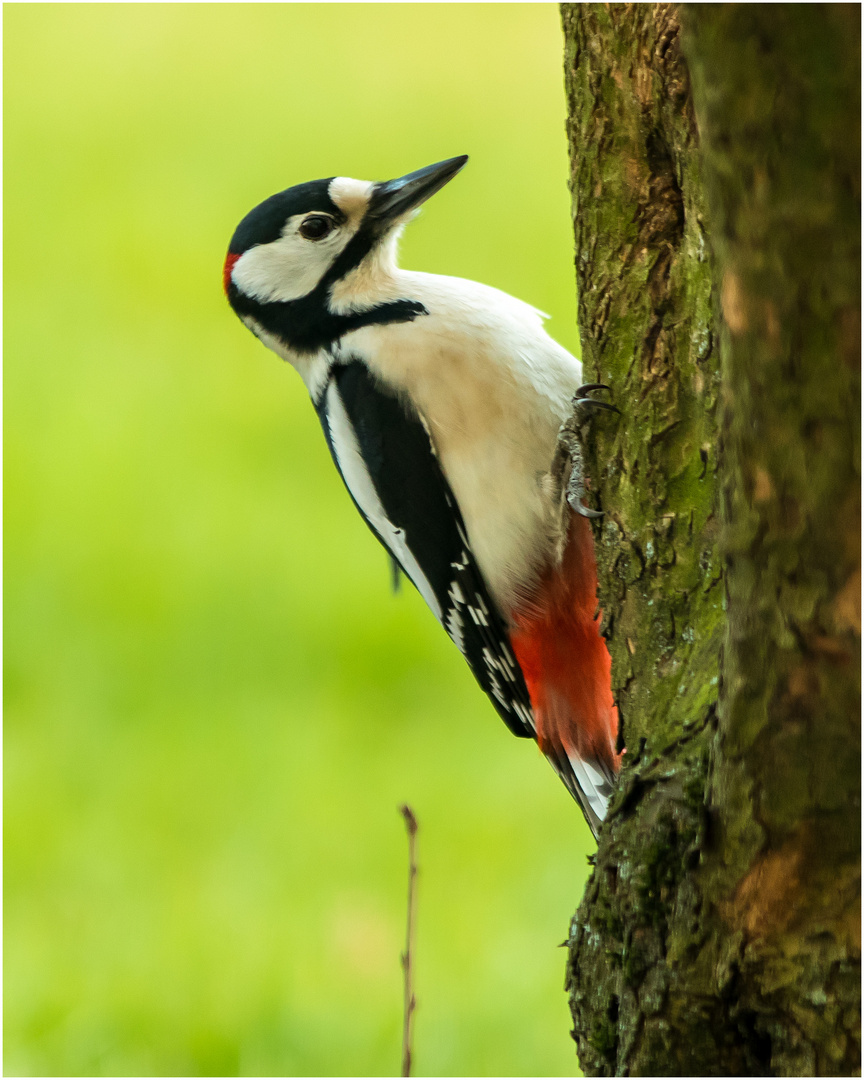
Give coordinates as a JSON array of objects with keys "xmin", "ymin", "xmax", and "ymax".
[{"xmin": 337, "ymin": 272, "xmax": 583, "ymax": 616}]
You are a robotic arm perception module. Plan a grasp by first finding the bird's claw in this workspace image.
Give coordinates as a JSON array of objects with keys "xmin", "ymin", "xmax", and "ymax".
[
  {"xmin": 573, "ymin": 397, "xmax": 621, "ymax": 416},
  {"xmin": 572, "ymin": 384, "xmax": 620, "ymax": 422},
  {"xmin": 554, "ymin": 384, "xmax": 619, "ymax": 517},
  {"xmin": 574, "ymin": 383, "xmax": 611, "ymax": 395}
]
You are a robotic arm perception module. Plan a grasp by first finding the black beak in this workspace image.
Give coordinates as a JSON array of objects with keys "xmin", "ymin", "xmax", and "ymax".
[{"xmin": 367, "ymin": 156, "xmax": 468, "ymax": 226}]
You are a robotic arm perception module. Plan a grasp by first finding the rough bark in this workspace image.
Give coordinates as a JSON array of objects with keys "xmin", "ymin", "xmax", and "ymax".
[
  {"xmin": 560, "ymin": 4, "xmax": 860, "ymax": 1075},
  {"xmin": 685, "ymin": 5, "xmax": 861, "ymax": 1074},
  {"xmin": 561, "ymin": 4, "xmax": 726, "ymax": 1072}
]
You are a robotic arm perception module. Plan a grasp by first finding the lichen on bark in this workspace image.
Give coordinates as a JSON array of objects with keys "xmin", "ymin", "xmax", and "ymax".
[{"xmin": 560, "ymin": 4, "xmax": 860, "ymax": 1075}]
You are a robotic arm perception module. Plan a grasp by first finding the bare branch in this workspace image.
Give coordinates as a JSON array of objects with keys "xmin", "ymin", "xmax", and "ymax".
[{"xmin": 399, "ymin": 804, "xmax": 419, "ymax": 1078}]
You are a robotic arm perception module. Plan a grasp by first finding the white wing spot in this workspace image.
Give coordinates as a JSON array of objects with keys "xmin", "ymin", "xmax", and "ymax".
[
  {"xmin": 488, "ymin": 672, "xmax": 506, "ymax": 705},
  {"xmin": 514, "ymin": 701, "xmax": 536, "ymax": 731},
  {"xmin": 496, "ymin": 648, "xmax": 516, "ymax": 681},
  {"xmin": 446, "ymin": 607, "xmax": 466, "ymax": 654}
]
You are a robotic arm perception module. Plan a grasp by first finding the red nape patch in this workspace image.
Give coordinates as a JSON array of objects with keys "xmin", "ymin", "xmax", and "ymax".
[
  {"xmin": 222, "ymin": 252, "xmax": 240, "ymax": 296},
  {"xmin": 509, "ymin": 513, "xmax": 620, "ymax": 772}
]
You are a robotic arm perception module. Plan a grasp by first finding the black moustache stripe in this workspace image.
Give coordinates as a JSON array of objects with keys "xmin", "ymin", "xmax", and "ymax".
[{"xmin": 228, "ymin": 278, "xmax": 429, "ymax": 355}]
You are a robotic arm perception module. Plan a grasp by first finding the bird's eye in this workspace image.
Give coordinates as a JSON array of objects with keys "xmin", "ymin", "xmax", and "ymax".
[{"xmin": 299, "ymin": 215, "xmax": 334, "ymax": 241}]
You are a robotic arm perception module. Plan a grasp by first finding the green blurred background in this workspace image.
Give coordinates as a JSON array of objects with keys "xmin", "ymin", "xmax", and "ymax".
[{"xmin": 4, "ymin": 4, "xmax": 594, "ymax": 1075}]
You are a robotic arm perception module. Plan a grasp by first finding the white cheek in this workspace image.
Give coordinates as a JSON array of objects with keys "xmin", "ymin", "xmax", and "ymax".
[{"xmin": 233, "ymin": 234, "xmax": 340, "ymax": 302}]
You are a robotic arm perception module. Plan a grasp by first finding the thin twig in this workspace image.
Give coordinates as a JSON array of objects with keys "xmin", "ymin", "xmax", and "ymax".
[{"xmin": 399, "ymin": 804, "xmax": 419, "ymax": 1078}]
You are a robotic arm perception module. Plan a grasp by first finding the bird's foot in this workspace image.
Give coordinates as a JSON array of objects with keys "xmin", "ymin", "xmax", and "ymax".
[{"xmin": 554, "ymin": 384, "xmax": 620, "ymax": 519}]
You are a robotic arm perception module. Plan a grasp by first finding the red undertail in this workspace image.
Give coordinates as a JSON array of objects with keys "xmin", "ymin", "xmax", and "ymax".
[{"xmin": 509, "ymin": 512, "xmax": 620, "ymax": 773}]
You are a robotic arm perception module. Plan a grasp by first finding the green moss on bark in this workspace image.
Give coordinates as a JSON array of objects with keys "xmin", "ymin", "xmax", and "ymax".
[{"xmin": 562, "ymin": 3, "xmax": 721, "ymax": 762}]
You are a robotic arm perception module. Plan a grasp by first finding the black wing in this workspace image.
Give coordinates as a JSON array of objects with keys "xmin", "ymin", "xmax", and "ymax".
[{"xmin": 312, "ymin": 358, "xmax": 535, "ymax": 740}]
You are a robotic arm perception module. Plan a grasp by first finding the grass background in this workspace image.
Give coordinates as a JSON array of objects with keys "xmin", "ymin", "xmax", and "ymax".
[{"xmin": 4, "ymin": 4, "xmax": 594, "ymax": 1075}]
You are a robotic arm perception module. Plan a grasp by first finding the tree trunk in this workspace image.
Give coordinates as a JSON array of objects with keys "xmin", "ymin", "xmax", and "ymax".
[{"xmin": 560, "ymin": 4, "xmax": 860, "ymax": 1075}]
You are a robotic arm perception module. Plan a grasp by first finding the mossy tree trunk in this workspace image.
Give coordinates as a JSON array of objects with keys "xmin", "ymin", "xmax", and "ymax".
[{"xmin": 560, "ymin": 4, "xmax": 860, "ymax": 1075}]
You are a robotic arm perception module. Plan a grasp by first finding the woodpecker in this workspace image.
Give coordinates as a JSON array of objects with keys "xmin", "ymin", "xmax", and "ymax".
[{"xmin": 224, "ymin": 156, "xmax": 620, "ymax": 837}]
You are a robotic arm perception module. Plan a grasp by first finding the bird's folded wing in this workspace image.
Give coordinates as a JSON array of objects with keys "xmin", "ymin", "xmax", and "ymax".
[{"xmin": 313, "ymin": 357, "xmax": 535, "ymax": 740}]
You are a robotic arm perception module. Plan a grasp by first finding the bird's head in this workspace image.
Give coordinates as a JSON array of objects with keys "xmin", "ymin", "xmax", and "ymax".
[{"xmin": 224, "ymin": 155, "xmax": 468, "ymax": 355}]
